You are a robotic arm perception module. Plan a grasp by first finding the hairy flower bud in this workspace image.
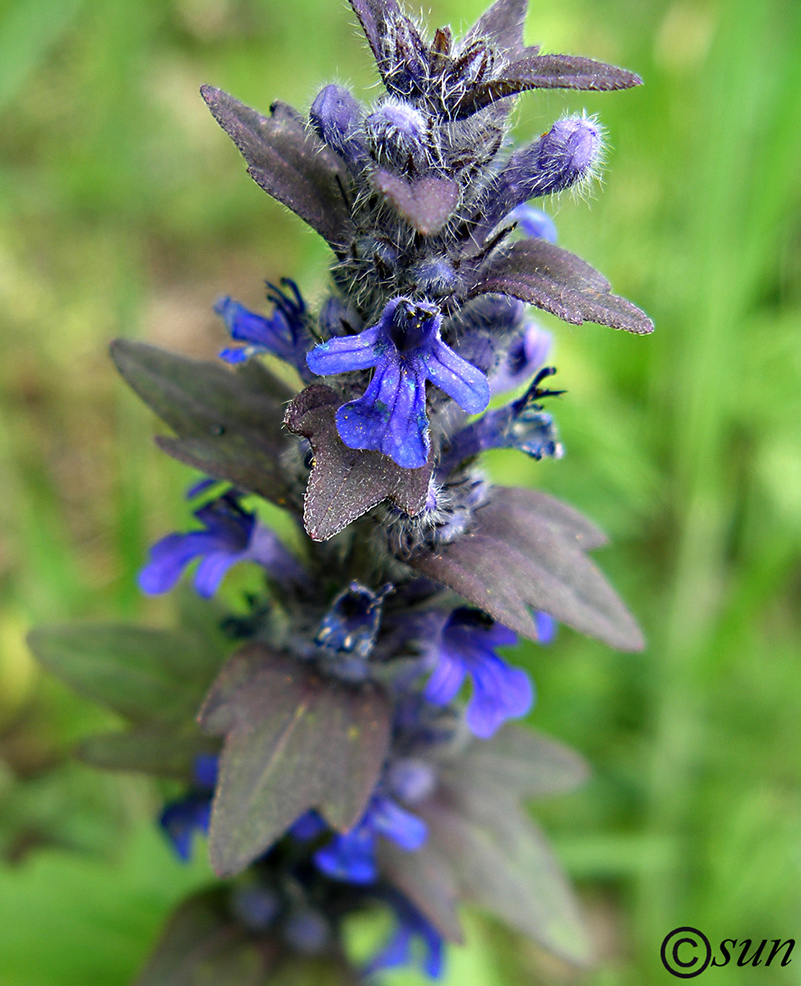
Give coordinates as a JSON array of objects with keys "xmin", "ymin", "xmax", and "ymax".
[
  {"xmin": 309, "ymin": 84, "xmax": 368, "ymax": 169},
  {"xmin": 365, "ymin": 97, "xmax": 432, "ymax": 169},
  {"xmin": 479, "ymin": 114, "xmax": 603, "ymax": 234}
]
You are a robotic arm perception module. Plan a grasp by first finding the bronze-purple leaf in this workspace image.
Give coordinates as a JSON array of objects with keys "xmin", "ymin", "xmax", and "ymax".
[
  {"xmin": 77, "ymin": 727, "xmax": 217, "ymax": 781},
  {"xmin": 454, "ymin": 51, "xmax": 642, "ymax": 117},
  {"xmin": 406, "ymin": 486, "xmax": 645, "ymax": 651},
  {"xmin": 348, "ymin": 0, "xmax": 402, "ymax": 72},
  {"xmin": 447, "ymin": 724, "xmax": 589, "ymax": 799},
  {"xmin": 468, "ymin": 238, "xmax": 654, "ymax": 335},
  {"xmin": 464, "ymin": 0, "xmax": 530, "ymax": 57},
  {"xmin": 373, "ymin": 171, "xmax": 459, "ymax": 236},
  {"xmin": 27, "ymin": 623, "xmax": 224, "ymax": 725},
  {"xmin": 284, "ymin": 385, "xmax": 432, "ymax": 541},
  {"xmin": 133, "ymin": 889, "xmax": 265, "ymax": 986},
  {"xmin": 110, "ymin": 339, "xmax": 299, "ymax": 511},
  {"xmin": 198, "ymin": 643, "xmax": 391, "ymax": 877},
  {"xmin": 418, "ymin": 775, "xmax": 592, "ymax": 966},
  {"xmin": 377, "ymin": 839, "xmax": 464, "ymax": 944},
  {"xmin": 201, "ymin": 86, "xmax": 353, "ymax": 249}
]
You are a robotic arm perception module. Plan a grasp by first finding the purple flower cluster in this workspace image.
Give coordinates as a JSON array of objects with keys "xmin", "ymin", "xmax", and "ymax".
[{"xmin": 52, "ymin": 0, "xmax": 650, "ymax": 982}]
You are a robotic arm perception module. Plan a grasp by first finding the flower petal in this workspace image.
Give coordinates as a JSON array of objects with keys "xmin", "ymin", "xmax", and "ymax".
[
  {"xmin": 424, "ymin": 340, "xmax": 490, "ymax": 415},
  {"xmin": 336, "ymin": 360, "xmax": 429, "ymax": 469},
  {"xmin": 138, "ymin": 532, "xmax": 227, "ymax": 595},
  {"xmin": 466, "ymin": 655, "xmax": 534, "ymax": 738},
  {"xmin": 193, "ymin": 549, "xmax": 245, "ymax": 598},
  {"xmin": 314, "ymin": 824, "xmax": 377, "ymax": 883},
  {"xmin": 370, "ymin": 796, "xmax": 427, "ymax": 851},
  {"xmin": 306, "ymin": 325, "xmax": 382, "ymax": 376},
  {"xmin": 424, "ymin": 649, "xmax": 467, "ymax": 706}
]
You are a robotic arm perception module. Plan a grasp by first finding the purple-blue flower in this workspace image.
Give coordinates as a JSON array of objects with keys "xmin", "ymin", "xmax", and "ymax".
[
  {"xmin": 315, "ymin": 582, "xmax": 392, "ymax": 661},
  {"xmin": 445, "ymin": 366, "xmax": 564, "ymax": 469},
  {"xmin": 160, "ymin": 795, "xmax": 211, "ymax": 862},
  {"xmin": 159, "ymin": 755, "xmax": 218, "ymax": 862},
  {"xmin": 506, "ymin": 204, "xmax": 558, "ymax": 244},
  {"xmin": 306, "ymin": 297, "xmax": 490, "ymax": 469},
  {"xmin": 215, "ymin": 279, "xmax": 314, "ymax": 379},
  {"xmin": 138, "ymin": 490, "xmax": 305, "ymax": 598},
  {"xmin": 424, "ymin": 608, "xmax": 533, "ymax": 739},
  {"xmin": 491, "ymin": 320, "xmax": 553, "ymax": 395},
  {"xmin": 365, "ymin": 892, "xmax": 444, "ymax": 980},
  {"xmin": 313, "ymin": 794, "xmax": 427, "ymax": 884},
  {"xmin": 309, "ymin": 84, "xmax": 369, "ymax": 170}
]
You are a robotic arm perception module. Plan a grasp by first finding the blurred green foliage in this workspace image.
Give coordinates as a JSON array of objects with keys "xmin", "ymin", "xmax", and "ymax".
[{"xmin": 1, "ymin": 0, "xmax": 800, "ymax": 982}]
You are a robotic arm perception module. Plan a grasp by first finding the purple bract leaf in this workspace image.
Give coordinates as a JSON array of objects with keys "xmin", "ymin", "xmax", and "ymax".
[
  {"xmin": 449, "ymin": 724, "xmax": 589, "ymax": 799},
  {"xmin": 373, "ymin": 171, "xmax": 460, "ymax": 236},
  {"xmin": 110, "ymin": 339, "xmax": 299, "ymax": 511},
  {"xmin": 468, "ymin": 238, "xmax": 654, "ymax": 335},
  {"xmin": 348, "ymin": 0, "xmax": 402, "ymax": 74},
  {"xmin": 201, "ymin": 86, "xmax": 353, "ymax": 249},
  {"xmin": 377, "ymin": 839, "xmax": 464, "ymax": 944},
  {"xmin": 418, "ymin": 775, "xmax": 593, "ymax": 966},
  {"xmin": 464, "ymin": 0, "xmax": 530, "ymax": 57},
  {"xmin": 27, "ymin": 623, "xmax": 224, "ymax": 725},
  {"xmin": 77, "ymin": 728, "xmax": 217, "ymax": 781},
  {"xmin": 198, "ymin": 643, "xmax": 392, "ymax": 877},
  {"xmin": 405, "ymin": 486, "xmax": 645, "ymax": 651},
  {"xmin": 454, "ymin": 51, "xmax": 642, "ymax": 117},
  {"xmin": 133, "ymin": 889, "xmax": 265, "ymax": 986},
  {"xmin": 284, "ymin": 385, "xmax": 432, "ymax": 541}
]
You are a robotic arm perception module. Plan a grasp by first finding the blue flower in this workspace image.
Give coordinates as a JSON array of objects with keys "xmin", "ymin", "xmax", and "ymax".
[
  {"xmin": 159, "ymin": 755, "xmax": 218, "ymax": 862},
  {"xmin": 445, "ymin": 366, "xmax": 564, "ymax": 468},
  {"xmin": 506, "ymin": 204, "xmax": 558, "ymax": 243},
  {"xmin": 315, "ymin": 581, "xmax": 394, "ymax": 678},
  {"xmin": 313, "ymin": 794, "xmax": 427, "ymax": 884},
  {"xmin": 535, "ymin": 611, "xmax": 557, "ymax": 645},
  {"xmin": 424, "ymin": 608, "xmax": 534, "ymax": 738},
  {"xmin": 160, "ymin": 795, "xmax": 211, "ymax": 862},
  {"xmin": 365, "ymin": 892, "xmax": 444, "ymax": 980},
  {"xmin": 138, "ymin": 490, "xmax": 305, "ymax": 598},
  {"xmin": 491, "ymin": 320, "xmax": 553, "ymax": 395},
  {"xmin": 215, "ymin": 279, "xmax": 313, "ymax": 379},
  {"xmin": 306, "ymin": 297, "xmax": 490, "ymax": 469}
]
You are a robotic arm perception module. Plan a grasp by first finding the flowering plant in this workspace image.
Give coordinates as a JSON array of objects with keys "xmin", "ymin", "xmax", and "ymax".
[{"xmin": 29, "ymin": 0, "xmax": 651, "ymax": 980}]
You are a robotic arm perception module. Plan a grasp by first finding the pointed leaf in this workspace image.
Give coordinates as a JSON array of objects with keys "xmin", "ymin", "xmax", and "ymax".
[
  {"xmin": 468, "ymin": 238, "xmax": 654, "ymax": 335},
  {"xmin": 284, "ymin": 385, "xmax": 432, "ymax": 541},
  {"xmin": 420, "ymin": 780, "xmax": 593, "ymax": 966},
  {"xmin": 110, "ymin": 339, "xmax": 299, "ymax": 510},
  {"xmin": 28, "ymin": 624, "xmax": 224, "ymax": 724},
  {"xmin": 134, "ymin": 889, "xmax": 265, "ymax": 986},
  {"xmin": 77, "ymin": 727, "xmax": 217, "ymax": 780},
  {"xmin": 511, "ymin": 51, "xmax": 642, "ymax": 91},
  {"xmin": 489, "ymin": 486, "xmax": 609, "ymax": 550},
  {"xmin": 201, "ymin": 86, "xmax": 352, "ymax": 248},
  {"xmin": 451, "ymin": 725, "xmax": 589, "ymax": 799},
  {"xmin": 348, "ymin": 0, "xmax": 402, "ymax": 71},
  {"xmin": 454, "ymin": 51, "xmax": 642, "ymax": 117},
  {"xmin": 377, "ymin": 839, "xmax": 464, "ymax": 944},
  {"xmin": 406, "ymin": 486, "xmax": 645, "ymax": 651},
  {"xmin": 373, "ymin": 171, "xmax": 459, "ymax": 236},
  {"xmin": 465, "ymin": 0, "xmax": 529, "ymax": 56},
  {"xmin": 198, "ymin": 643, "xmax": 391, "ymax": 877}
]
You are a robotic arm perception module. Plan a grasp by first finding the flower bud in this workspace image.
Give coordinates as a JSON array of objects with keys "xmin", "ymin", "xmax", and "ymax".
[
  {"xmin": 365, "ymin": 98, "xmax": 430, "ymax": 168},
  {"xmin": 480, "ymin": 114, "xmax": 603, "ymax": 234},
  {"xmin": 309, "ymin": 84, "xmax": 368, "ymax": 168}
]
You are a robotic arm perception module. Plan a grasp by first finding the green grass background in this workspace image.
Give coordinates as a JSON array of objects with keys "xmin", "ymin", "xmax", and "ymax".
[{"xmin": 1, "ymin": 0, "xmax": 800, "ymax": 982}]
